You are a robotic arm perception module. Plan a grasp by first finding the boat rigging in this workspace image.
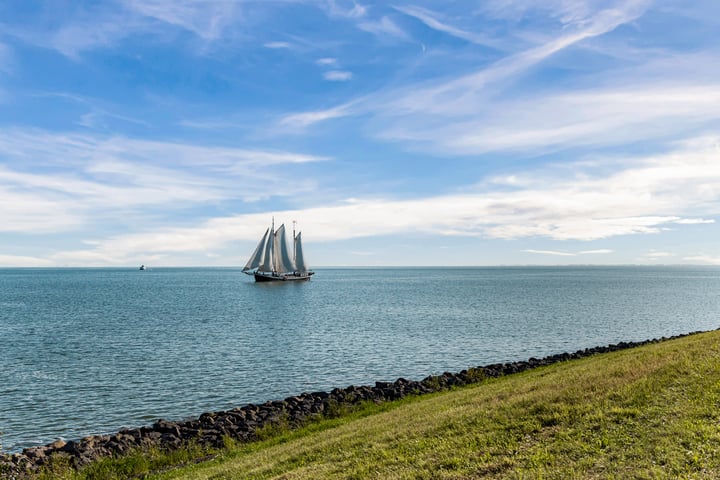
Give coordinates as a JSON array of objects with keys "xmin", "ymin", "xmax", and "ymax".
[{"xmin": 242, "ymin": 219, "xmax": 314, "ymax": 282}]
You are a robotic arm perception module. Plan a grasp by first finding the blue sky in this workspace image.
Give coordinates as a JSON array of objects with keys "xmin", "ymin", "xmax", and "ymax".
[{"xmin": 1, "ymin": 0, "xmax": 719, "ymax": 267}]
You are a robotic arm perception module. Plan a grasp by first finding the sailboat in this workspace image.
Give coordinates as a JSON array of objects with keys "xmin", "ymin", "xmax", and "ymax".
[{"xmin": 242, "ymin": 220, "xmax": 314, "ymax": 282}]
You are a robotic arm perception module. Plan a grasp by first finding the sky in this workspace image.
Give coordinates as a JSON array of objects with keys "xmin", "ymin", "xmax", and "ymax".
[{"xmin": 1, "ymin": 0, "xmax": 719, "ymax": 267}]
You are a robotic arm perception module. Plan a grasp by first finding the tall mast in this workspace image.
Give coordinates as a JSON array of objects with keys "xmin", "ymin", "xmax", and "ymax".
[
  {"xmin": 292, "ymin": 220, "xmax": 297, "ymax": 263},
  {"xmin": 270, "ymin": 217, "xmax": 275, "ymax": 273}
]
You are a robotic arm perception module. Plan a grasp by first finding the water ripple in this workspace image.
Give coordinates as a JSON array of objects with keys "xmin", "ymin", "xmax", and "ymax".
[{"xmin": 1, "ymin": 266, "xmax": 719, "ymax": 452}]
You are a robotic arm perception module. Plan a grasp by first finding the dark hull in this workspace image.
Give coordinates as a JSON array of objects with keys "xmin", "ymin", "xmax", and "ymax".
[{"xmin": 254, "ymin": 272, "xmax": 314, "ymax": 282}]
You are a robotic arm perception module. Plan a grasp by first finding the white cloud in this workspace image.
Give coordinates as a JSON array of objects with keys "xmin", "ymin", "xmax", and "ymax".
[
  {"xmin": 123, "ymin": 0, "xmax": 239, "ymax": 41},
  {"xmin": 0, "ymin": 183, "xmax": 84, "ymax": 233},
  {"xmin": 524, "ymin": 248, "xmax": 614, "ymax": 256},
  {"xmin": 645, "ymin": 251, "xmax": 673, "ymax": 258},
  {"xmin": 393, "ymin": 5, "xmax": 501, "ymax": 48},
  {"xmin": 316, "ymin": 57, "xmax": 337, "ymax": 65},
  {"xmin": 4, "ymin": 128, "xmax": 717, "ymax": 247},
  {"xmin": 683, "ymin": 255, "xmax": 720, "ymax": 265},
  {"xmin": 4, "ymin": 1, "xmax": 720, "ymax": 268},
  {"xmin": 284, "ymin": 0, "xmax": 651, "ymax": 136},
  {"xmin": 0, "ymin": 129, "xmax": 329, "ymax": 233},
  {"xmin": 479, "ymin": 0, "xmax": 650, "ymax": 28},
  {"xmin": 8, "ymin": 0, "xmax": 243, "ymax": 58},
  {"xmin": 0, "ymin": 129, "xmax": 329, "ymax": 169},
  {"xmin": 324, "ymin": 1, "xmax": 367, "ymax": 19},
  {"xmin": 674, "ymin": 218, "xmax": 715, "ymax": 225},
  {"xmin": 425, "ymin": 86, "xmax": 720, "ymax": 155},
  {"xmin": 0, "ymin": 255, "xmax": 54, "ymax": 267},
  {"xmin": 358, "ymin": 16, "xmax": 408, "ymax": 39},
  {"xmin": 75, "ymin": 105, "xmax": 151, "ymax": 130},
  {"xmin": 265, "ymin": 41, "xmax": 292, "ymax": 49},
  {"xmin": 524, "ymin": 249, "xmax": 576, "ymax": 256},
  {"xmin": 49, "ymin": 214, "xmax": 261, "ymax": 266},
  {"xmin": 279, "ymin": 102, "xmax": 356, "ymax": 128},
  {"xmin": 324, "ymin": 70, "xmax": 353, "ymax": 81},
  {"xmin": 399, "ymin": 2, "xmax": 646, "ymax": 103},
  {"xmin": 44, "ymin": 134, "xmax": 720, "ymax": 265},
  {"xmin": 50, "ymin": 19, "xmax": 132, "ymax": 59}
]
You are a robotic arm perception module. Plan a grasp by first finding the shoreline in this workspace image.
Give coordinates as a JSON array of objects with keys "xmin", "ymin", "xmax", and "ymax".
[{"xmin": 1, "ymin": 328, "xmax": 714, "ymax": 476}]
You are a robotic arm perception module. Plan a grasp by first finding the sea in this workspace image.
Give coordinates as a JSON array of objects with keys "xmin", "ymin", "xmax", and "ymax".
[{"xmin": 1, "ymin": 266, "xmax": 719, "ymax": 453}]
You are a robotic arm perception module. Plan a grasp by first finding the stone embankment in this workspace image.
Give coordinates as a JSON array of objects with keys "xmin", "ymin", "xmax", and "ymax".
[{"xmin": 0, "ymin": 331, "xmax": 703, "ymax": 477}]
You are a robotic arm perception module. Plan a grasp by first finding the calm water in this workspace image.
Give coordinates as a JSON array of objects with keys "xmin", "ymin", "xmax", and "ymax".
[{"xmin": 1, "ymin": 266, "xmax": 719, "ymax": 452}]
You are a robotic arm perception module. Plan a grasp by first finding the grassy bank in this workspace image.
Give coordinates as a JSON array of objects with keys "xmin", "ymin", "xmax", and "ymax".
[{"xmin": 39, "ymin": 330, "xmax": 720, "ymax": 479}]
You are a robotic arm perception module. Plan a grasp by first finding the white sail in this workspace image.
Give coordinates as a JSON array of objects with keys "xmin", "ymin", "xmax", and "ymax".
[
  {"xmin": 244, "ymin": 220, "xmax": 313, "ymax": 281},
  {"xmin": 243, "ymin": 228, "xmax": 269, "ymax": 271},
  {"xmin": 259, "ymin": 225, "xmax": 275, "ymax": 272},
  {"xmin": 273, "ymin": 224, "xmax": 296, "ymax": 273},
  {"xmin": 294, "ymin": 232, "xmax": 308, "ymax": 273}
]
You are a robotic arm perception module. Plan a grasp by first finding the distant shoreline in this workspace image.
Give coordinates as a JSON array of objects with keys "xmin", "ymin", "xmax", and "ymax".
[{"xmin": 1, "ymin": 264, "xmax": 719, "ymax": 269}]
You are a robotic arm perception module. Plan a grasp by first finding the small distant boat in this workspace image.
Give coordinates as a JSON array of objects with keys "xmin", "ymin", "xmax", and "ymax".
[
  {"xmin": 139, "ymin": 265, "xmax": 146, "ymax": 271},
  {"xmin": 243, "ymin": 220, "xmax": 314, "ymax": 282}
]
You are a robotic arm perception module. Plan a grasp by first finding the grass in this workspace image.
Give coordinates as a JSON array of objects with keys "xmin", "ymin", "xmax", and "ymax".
[{"xmin": 31, "ymin": 330, "xmax": 720, "ymax": 479}]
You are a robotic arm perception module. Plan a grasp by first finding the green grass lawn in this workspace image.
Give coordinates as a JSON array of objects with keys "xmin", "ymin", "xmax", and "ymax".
[{"xmin": 39, "ymin": 330, "xmax": 720, "ymax": 479}]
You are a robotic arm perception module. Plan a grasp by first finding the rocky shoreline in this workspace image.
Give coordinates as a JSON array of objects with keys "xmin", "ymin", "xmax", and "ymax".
[{"xmin": 0, "ymin": 331, "xmax": 706, "ymax": 477}]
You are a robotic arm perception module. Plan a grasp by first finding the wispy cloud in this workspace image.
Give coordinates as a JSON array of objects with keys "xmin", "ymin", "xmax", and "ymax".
[
  {"xmin": 324, "ymin": 70, "xmax": 352, "ymax": 81},
  {"xmin": 0, "ymin": 42, "xmax": 9, "ymax": 102},
  {"xmin": 316, "ymin": 56, "xmax": 352, "ymax": 82},
  {"xmin": 52, "ymin": 24, "xmax": 124, "ymax": 59},
  {"xmin": 420, "ymin": 85, "xmax": 720, "ymax": 155},
  {"xmin": 27, "ymin": 91, "xmax": 154, "ymax": 131},
  {"xmin": 0, "ymin": 254, "xmax": 54, "ymax": 267},
  {"xmin": 0, "ymin": 129, "xmax": 329, "ymax": 233},
  {"xmin": 0, "ymin": 181, "xmax": 85, "ymax": 233},
  {"xmin": 636, "ymin": 250, "xmax": 678, "ymax": 263},
  {"xmin": 6, "ymin": 0, "xmax": 244, "ymax": 58},
  {"xmin": 393, "ymin": 5, "xmax": 501, "ymax": 48},
  {"xmin": 357, "ymin": 16, "xmax": 408, "ymax": 39},
  {"xmin": 77, "ymin": 110, "xmax": 150, "ymax": 130},
  {"xmin": 683, "ymin": 255, "xmax": 720, "ymax": 265},
  {"xmin": 123, "ymin": 0, "xmax": 239, "ymax": 41},
  {"xmin": 279, "ymin": 101, "xmax": 357, "ymax": 128},
  {"xmin": 265, "ymin": 41, "xmax": 292, "ymax": 49},
  {"xmin": 0, "ymin": 41, "xmax": 13, "ymax": 74},
  {"xmin": 323, "ymin": 1, "xmax": 367, "ymax": 19},
  {"xmin": 3, "ymin": 0, "xmax": 719, "ymax": 267},
  {"xmin": 523, "ymin": 248, "xmax": 614, "ymax": 256},
  {"xmin": 367, "ymin": 4, "xmax": 664, "ymax": 153},
  {"xmin": 645, "ymin": 251, "xmax": 673, "ymax": 258},
  {"xmin": 41, "ymin": 135, "xmax": 720, "ymax": 265},
  {"xmin": 478, "ymin": 0, "xmax": 649, "ymax": 28},
  {"xmin": 523, "ymin": 249, "xmax": 576, "ymax": 256},
  {"xmin": 282, "ymin": 0, "xmax": 651, "ymax": 140}
]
